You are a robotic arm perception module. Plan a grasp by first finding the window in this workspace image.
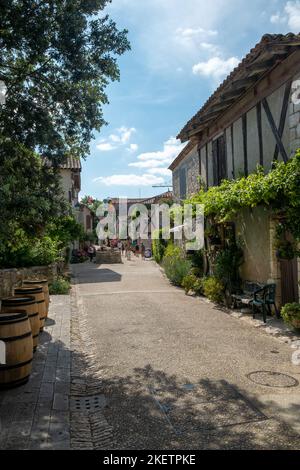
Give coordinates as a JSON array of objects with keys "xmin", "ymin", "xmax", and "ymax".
[
  {"xmin": 179, "ymin": 167, "xmax": 187, "ymax": 200},
  {"xmin": 212, "ymin": 135, "xmax": 227, "ymax": 186}
]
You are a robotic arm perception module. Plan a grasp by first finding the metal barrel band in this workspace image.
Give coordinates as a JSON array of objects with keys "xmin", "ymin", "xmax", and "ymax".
[
  {"xmin": 0, "ymin": 331, "xmax": 33, "ymax": 343},
  {"xmin": 0, "ymin": 358, "xmax": 33, "ymax": 371}
]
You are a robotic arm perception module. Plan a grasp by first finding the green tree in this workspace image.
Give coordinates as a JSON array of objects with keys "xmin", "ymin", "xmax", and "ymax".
[
  {"xmin": 0, "ymin": 138, "xmax": 68, "ymax": 237},
  {"xmin": 0, "ymin": 0, "xmax": 130, "ymax": 161}
]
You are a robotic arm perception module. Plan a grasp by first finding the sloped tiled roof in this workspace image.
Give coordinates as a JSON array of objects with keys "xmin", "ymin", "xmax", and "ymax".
[
  {"xmin": 178, "ymin": 33, "xmax": 300, "ymax": 142},
  {"xmin": 59, "ymin": 157, "xmax": 81, "ymax": 170}
]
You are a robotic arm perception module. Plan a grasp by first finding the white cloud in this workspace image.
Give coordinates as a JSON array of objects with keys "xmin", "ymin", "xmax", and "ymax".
[
  {"xmin": 136, "ymin": 137, "xmax": 185, "ymax": 163},
  {"xmin": 200, "ymin": 42, "xmax": 220, "ymax": 53},
  {"xmin": 110, "ymin": 126, "xmax": 136, "ymax": 144},
  {"xmin": 192, "ymin": 56, "xmax": 240, "ymax": 82},
  {"xmin": 176, "ymin": 27, "xmax": 218, "ymax": 40},
  {"xmin": 96, "ymin": 126, "xmax": 137, "ymax": 151},
  {"xmin": 129, "ymin": 159, "xmax": 168, "ymax": 169},
  {"xmin": 93, "ymin": 174, "xmax": 165, "ymax": 187},
  {"xmin": 147, "ymin": 167, "xmax": 172, "ymax": 176},
  {"xmin": 96, "ymin": 142, "xmax": 116, "ymax": 151},
  {"xmin": 270, "ymin": 13, "xmax": 286, "ymax": 24},
  {"xmin": 127, "ymin": 143, "xmax": 139, "ymax": 153},
  {"xmin": 93, "ymin": 136, "xmax": 183, "ymax": 188},
  {"xmin": 285, "ymin": 1, "xmax": 300, "ymax": 30},
  {"xmin": 270, "ymin": 1, "xmax": 300, "ymax": 31},
  {"xmin": 108, "ymin": 0, "xmax": 229, "ymax": 74}
]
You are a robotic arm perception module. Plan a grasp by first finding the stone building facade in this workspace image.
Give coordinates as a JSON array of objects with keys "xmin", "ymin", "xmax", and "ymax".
[{"xmin": 171, "ymin": 141, "xmax": 200, "ymax": 202}]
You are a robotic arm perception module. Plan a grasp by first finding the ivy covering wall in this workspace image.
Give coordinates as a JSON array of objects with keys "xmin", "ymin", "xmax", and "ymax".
[{"xmin": 187, "ymin": 152, "xmax": 300, "ymax": 243}]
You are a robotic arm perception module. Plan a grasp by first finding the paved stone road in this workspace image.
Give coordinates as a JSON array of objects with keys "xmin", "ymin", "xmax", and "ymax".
[
  {"xmin": 1, "ymin": 258, "xmax": 300, "ymax": 450},
  {"xmin": 72, "ymin": 257, "xmax": 300, "ymax": 450}
]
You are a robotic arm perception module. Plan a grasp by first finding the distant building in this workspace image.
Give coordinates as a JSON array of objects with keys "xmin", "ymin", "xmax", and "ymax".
[
  {"xmin": 77, "ymin": 204, "xmax": 94, "ymax": 236},
  {"xmin": 58, "ymin": 157, "xmax": 82, "ymax": 208}
]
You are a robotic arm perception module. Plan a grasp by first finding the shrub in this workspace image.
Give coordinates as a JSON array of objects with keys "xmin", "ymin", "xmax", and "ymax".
[
  {"xmin": 188, "ymin": 249, "xmax": 204, "ymax": 274},
  {"xmin": 203, "ymin": 277, "xmax": 224, "ymax": 303},
  {"xmin": 164, "ymin": 243, "xmax": 183, "ymax": 259},
  {"xmin": 214, "ymin": 244, "xmax": 243, "ymax": 287},
  {"xmin": 193, "ymin": 277, "xmax": 205, "ymax": 296},
  {"xmin": 182, "ymin": 274, "xmax": 198, "ymax": 294},
  {"xmin": 28, "ymin": 236, "xmax": 61, "ymax": 266},
  {"xmin": 49, "ymin": 277, "xmax": 71, "ymax": 295},
  {"xmin": 281, "ymin": 303, "xmax": 300, "ymax": 329},
  {"xmin": 163, "ymin": 256, "xmax": 192, "ymax": 286},
  {"xmin": 182, "ymin": 274, "xmax": 205, "ymax": 295},
  {"xmin": 152, "ymin": 229, "xmax": 168, "ymax": 263},
  {"xmin": 162, "ymin": 244, "xmax": 192, "ymax": 286},
  {"xmin": 0, "ymin": 232, "xmax": 61, "ymax": 268}
]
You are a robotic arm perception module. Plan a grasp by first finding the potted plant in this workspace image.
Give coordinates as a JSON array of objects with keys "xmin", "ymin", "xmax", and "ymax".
[{"xmin": 281, "ymin": 303, "xmax": 300, "ymax": 330}]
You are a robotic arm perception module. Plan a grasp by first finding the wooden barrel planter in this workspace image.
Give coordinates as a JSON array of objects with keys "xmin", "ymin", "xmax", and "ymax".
[
  {"xmin": 0, "ymin": 312, "xmax": 33, "ymax": 389},
  {"xmin": 14, "ymin": 287, "xmax": 46, "ymax": 332},
  {"xmin": 1, "ymin": 296, "xmax": 40, "ymax": 352},
  {"xmin": 23, "ymin": 279, "xmax": 50, "ymax": 317}
]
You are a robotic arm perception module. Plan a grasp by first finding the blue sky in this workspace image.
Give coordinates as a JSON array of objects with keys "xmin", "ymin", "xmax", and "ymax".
[{"xmin": 81, "ymin": 0, "xmax": 300, "ymax": 200}]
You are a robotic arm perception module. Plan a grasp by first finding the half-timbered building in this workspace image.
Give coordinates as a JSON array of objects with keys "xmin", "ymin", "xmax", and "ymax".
[{"xmin": 170, "ymin": 34, "xmax": 300, "ymax": 306}]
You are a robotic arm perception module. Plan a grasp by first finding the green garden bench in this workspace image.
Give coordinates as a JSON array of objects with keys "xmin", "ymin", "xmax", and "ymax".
[{"xmin": 232, "ymin": 281, "xmax": 264, "ymax": 309}]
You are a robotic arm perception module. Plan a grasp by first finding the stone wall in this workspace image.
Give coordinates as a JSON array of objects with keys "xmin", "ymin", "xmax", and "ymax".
[
  {"xmin": 172, "ymin": 144, "xmax": 200, "ymax": 201},
  {"xmin": 0, "ymin": 264, "xmax": 58, "ymax": 299},
  {"xmin": 235, "ymin": 207, "xmax": 283, "ymax": 306}
]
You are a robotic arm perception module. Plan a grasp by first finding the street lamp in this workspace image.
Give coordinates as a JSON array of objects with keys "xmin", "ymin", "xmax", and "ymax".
[{"xmin": 0, "ymin": 80, "xmax": 7, "ymax": 105}]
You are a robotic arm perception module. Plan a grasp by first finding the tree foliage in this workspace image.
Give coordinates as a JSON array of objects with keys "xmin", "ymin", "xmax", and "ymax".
[
  {"xmin": 0, "ymin": 137, "xmax": 68, "ymax": 242},
  {"xmin": 80, "ymin": 195, "xmax": 103, "ymax": 214},
  {"xmin": 0, "ymin": 0, "xmax": 130, "ymax": 161}
]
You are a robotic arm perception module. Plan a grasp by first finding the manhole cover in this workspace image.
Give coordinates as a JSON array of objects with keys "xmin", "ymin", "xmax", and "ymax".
[
  {"xmin": 70, "ymin": 394, "xmax": 107, "ymax": 412},
  {"xmin": 247, "ymin": 371, "xmax": 299, "ymax": 388}
]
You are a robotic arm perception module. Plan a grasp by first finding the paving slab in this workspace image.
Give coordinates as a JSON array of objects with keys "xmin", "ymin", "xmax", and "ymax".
[{"xmin": 0, "ymin": 295, "xmax": 71, "ymax": 450}]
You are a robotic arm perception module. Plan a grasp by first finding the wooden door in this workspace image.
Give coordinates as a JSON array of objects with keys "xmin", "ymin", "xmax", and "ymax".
[{"xmin": 280, "ymin": 258, "xmax": 299, "ymax": 305}]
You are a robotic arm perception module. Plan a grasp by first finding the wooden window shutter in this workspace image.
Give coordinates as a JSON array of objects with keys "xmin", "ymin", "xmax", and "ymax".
[
  {"xmin": 218, "ymin": 134, "xmax": 227, "ymax": 183},
  {"xmin": 212, "ymin": 140, "xmax": 219, "ymax": 186}
]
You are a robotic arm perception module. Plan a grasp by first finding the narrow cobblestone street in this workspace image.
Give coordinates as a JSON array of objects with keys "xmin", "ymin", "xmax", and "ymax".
[{"xmin": 1, "ymin": 257, "xmax": 300, "ymax": 450}]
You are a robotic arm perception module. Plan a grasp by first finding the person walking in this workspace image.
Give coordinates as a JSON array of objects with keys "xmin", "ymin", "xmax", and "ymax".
[
  {"xmin": 88, "ymin": 244, "xmax": 95, "ymax": 262},
  {"xmin": 125, "ymin": 238, "xmax": 131, "ymax": 260},
  {"xmin": 140, "ymin": 243, "xmax": 146, "ymax": 260}
]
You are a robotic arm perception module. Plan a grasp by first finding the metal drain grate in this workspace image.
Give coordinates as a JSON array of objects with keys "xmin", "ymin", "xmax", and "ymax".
[
  {"xmin": 70, "ymin": 394, "xmax": 107, "ymax": 412},
  {"xmin": 247, "ymin": 371, "xmax": 299, "ymax": 388}
]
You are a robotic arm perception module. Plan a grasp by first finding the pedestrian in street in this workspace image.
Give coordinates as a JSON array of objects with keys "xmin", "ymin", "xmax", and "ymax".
[
  {"xmin": 125, "ymin": 238, "xmax": 131, "ymax": 260},
  {"xmin": 140, "ymin": 243, "xmax": 145, "ymax": 260},
  {"xmin": 88, "ymin": 244, "xmax": 95, "ymax": 262}
]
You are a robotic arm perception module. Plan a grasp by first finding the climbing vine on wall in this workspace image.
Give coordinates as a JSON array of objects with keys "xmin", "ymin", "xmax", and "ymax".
[{"xmin": 187, "ymin": 151, "xmax": 300, "ymax": 244}]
